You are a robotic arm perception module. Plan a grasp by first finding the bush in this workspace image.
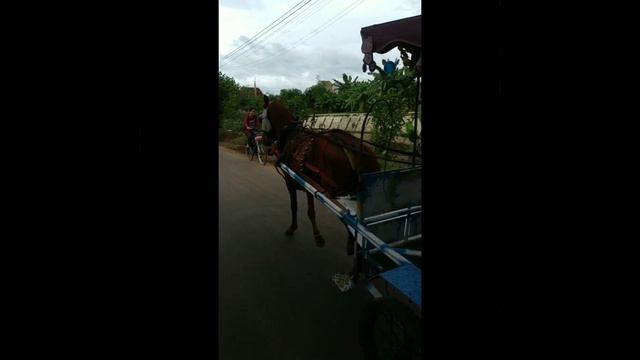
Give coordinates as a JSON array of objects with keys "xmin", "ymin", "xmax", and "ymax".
[
  {"xmin": 221, "ymin": 116, "xmax": 243, "ymax": 132},
  {"xmin": 367, "ymin": 63, "xmax": 418, "ymax": 153},
  {"xmin": 230, "ymin": 135, "xmax": 247, "ymax": 146},
  {"xmin": 371, "ymin": 87, "xmax": 411, "ymax": 152},
  {"xmin": 219, "ymin": 129, "xmax": 242, "ymax": 142}
]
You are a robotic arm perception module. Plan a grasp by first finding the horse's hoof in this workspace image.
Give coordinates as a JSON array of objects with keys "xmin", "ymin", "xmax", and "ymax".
[
  {"xmin": 285, "ymin": 227, "xmax": 296, "ymax": 236},
  {"xmin": 314, "ymin": 234, "xmax": 325, "ymax": 247}
]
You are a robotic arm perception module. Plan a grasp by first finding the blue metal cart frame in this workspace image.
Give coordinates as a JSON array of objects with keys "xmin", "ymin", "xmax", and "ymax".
[{"xmin": 278, "ymin": 162, "xmax": 422, "ymax": 310}]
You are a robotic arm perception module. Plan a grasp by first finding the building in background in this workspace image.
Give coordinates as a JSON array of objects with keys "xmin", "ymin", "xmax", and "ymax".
[
  {"xmin": 240, "ymin": 86, "xmax": 263, "ymax": 97},
  {"xmin": 318, "ymin": 80, "xmax": 336, "ymax": 93},
  {"xmin": 240, "ymin": 78, "xmax": 263, "ymax": 97}
]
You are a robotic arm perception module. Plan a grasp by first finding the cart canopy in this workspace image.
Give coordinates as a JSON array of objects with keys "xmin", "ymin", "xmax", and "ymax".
[{"xmin": 360, "ymin": 15, "xmax": 422, "ymax": 72}]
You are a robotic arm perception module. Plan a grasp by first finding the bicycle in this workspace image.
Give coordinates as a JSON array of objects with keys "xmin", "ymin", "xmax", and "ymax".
[
  {"xmin": 254, "ymin": 130, "xmax": 267, "ymax": 165},
  {"xmin": 245, "ymin": 129, "xmax": 267, "ymax": 165}
]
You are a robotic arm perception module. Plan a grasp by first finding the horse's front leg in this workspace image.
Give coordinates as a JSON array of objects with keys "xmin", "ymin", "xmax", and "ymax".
[
  {"xmin": 306, "ymin": 191, "xmax": 325, "ymax": 247},
  {"xmin": 285, "ymin": 177, "xmax": 298, "ymax": 235}
]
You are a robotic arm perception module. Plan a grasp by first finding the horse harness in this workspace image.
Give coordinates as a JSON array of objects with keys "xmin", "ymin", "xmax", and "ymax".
[
  {"xmin": 275, "ymin": 122, "xmax": 378, "ymax": 196},
  {"xmin": 287, "ymin": 130, "xmax": 336, "ymax": 193}
]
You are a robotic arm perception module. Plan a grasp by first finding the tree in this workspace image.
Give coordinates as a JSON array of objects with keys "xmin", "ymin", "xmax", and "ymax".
[
  {"xmin": 218, "ymin": 72, "xmax": 262, "ymax": 131},
  {"xmin": 235, "ymin": 87, "xmax": 263, "ymax": 113},
  {"xmin": 218, "ymin": 72, "xmax": 241, "ymax": 128},
  {"xmin": 342, "ymin": 81, "xmax": 372, "ymax": 112},
  {"xmin": 278, "ymin": 88, "xmax": 307, "ymax": 119},
  {"xmin": 218, "ymin": 71, "xmax": 238, "ymax": 105},
  {"xmin": 304, "ymin": 83, "xmax": 335, "ymax": 113},
  {"xmin": 332, "ymin": 73, "xmax": 359, "ymax": 93},
  {"xmin": 332, "ymin": 73, "xmax": 362, "ymax": 112}
]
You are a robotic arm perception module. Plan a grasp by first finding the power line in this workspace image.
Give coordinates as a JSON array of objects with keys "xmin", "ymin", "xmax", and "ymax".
[
  {"xmin": 221, "ymin": 0, "xmax": 308, "ymax": 62},
  {"xmin": 271, "ymin": 0, "xmax": 333, "ymax": 38},
  {"xmin": 220, "ymin": 0, "xmax": 324, "ymax": 68},
  {"xmin": 220, "ymin": 0, "xmax": 314, "ymax": 65},
  {"xmin": 254, "ymin": 0, "xmax": 330, "ymax": 45},
  {"xmin": 223, "ymin": 0, "xmax": 367, "ymax": 71},
  {"xmin": 267, "ymin": 0, "xmax": 337, "ymax": 44},
  {"xmin": 223, "ymin": 0, "xmax": 364, "ymax": 70},
  {"xmin": 222, "ymin": 0, "xmax": 358, "ymax": 70}
]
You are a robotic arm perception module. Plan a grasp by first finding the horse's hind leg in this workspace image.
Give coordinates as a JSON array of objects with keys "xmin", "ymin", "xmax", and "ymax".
[
  {"xmin": 306, "ymin": 191, "xmax": 325, "ymax": 247},
  {"xmin": 285, "ymin": 176, "xmax": 298, "ymax": 235}
]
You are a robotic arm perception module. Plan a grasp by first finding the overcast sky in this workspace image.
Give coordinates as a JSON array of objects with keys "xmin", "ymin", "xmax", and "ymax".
[{"xmin": 219, "ymin": 0, "xmax": 421, "ymax": 95}]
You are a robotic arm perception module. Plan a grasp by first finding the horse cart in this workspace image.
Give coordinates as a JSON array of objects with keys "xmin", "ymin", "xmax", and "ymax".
[
  {"xmin": 280, "ymin": 14, "xmax": 422, "ymax": 360},
  {"xmin": 279, "ymin": 162, "xmax": 422, "ymax": 359}
]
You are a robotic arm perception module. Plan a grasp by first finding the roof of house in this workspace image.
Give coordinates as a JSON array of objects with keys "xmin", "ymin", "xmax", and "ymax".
[{"xmin": 240, "ymin": 86, "xmax": 263, "ymax": 96}]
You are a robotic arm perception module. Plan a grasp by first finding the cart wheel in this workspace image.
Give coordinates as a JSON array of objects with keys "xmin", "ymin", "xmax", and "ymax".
[{"xmin": 359, "ymin": 297, "xmax": 421, "ymax": 360}]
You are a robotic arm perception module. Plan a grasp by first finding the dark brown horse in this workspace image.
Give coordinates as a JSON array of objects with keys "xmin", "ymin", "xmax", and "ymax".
[{"xmin": 265, "ymin": 96, "xmax": 380, "ymax": 253}]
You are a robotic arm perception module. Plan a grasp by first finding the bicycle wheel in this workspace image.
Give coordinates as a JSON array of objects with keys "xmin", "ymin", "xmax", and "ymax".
[
  {"xmin": 256, "ymin": 141, "xmax": 266, "ymax": 165},
  {"xmin": 245, "ymin": 143, "xmax": 252, "ymax": 160}
]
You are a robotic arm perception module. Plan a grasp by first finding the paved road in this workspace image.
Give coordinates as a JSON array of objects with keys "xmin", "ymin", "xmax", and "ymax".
[{"xmin": 219, "ymin": 145, "xmax": 370, "ymax": 360}]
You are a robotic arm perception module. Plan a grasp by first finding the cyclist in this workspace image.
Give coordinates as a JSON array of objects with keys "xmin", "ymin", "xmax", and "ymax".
[{"xmin": 242, "ymin": 108, "xmax": 258, "ymax": 148}]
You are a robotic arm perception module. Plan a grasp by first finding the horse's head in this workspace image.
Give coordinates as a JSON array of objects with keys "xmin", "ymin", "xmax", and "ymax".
[{"xmin": 265, "ymin": 96, "xmax": 298, "ymax": 149}]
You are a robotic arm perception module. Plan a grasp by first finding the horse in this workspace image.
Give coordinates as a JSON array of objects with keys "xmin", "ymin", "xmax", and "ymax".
[{"xmin": 264, "ymin": 95, "xmax": 380, "ymax": 255}]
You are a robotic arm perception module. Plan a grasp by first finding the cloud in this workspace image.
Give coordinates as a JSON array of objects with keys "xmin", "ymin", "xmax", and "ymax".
[
  {"xmin": 219, "ymin": 0, "xmax": 419, "ymax": 94},
  {"xmin": 220, "ymin": 37, "xmax": 286, "ymax": 65},
  {"xmin": 393, "ymin": 0, "xmax": 421, "ymax": 12},
  {"xmin": 219, "ymin": 0, "xmax": 265, "ymax": 10},
  {"xmin": 221, "ymin": 41, "xmax": 403, "ymax": 94},
  {"xmin": 231, "ymin": 35, "xmax": 250, "ymax": 48}
]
